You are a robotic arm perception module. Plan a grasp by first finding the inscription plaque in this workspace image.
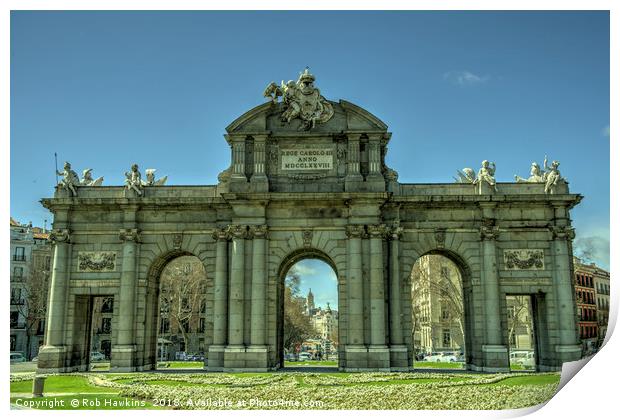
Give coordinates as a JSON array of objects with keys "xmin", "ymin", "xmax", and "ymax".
[{"xmin": 281, "ymin": 148, "xmax": 333, "ymax": 170}]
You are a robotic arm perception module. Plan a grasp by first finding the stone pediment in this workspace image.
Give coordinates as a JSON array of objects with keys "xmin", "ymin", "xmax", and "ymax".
[{"xmin": 225, "ymin": 100, "xmax": 388, "ymax": 135}]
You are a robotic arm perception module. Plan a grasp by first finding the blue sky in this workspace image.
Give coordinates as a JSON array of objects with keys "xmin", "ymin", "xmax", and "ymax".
[
  {"xmin": 10, "ymin": 11, "xmax": 609, "ymax": 270},
  {"xmin": 291, "ymin": 259, "xmax": 338, "ymax": 310}
]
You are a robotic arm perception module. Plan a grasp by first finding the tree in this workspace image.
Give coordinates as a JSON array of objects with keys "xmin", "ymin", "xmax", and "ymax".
[
  {"xmin": 158, "ymin": 256, "xmax": 206, "ymax": 355},
  {"xmin": 506, "ymin": 296, "xmax": 532, "ymax": 349},
  {"xmin": 16, "ymin": 265, "xmax": 49, "ymax": 360},
  {"xmin": 283, "ymin": 267, "xmax": 317, "ymax": 353}
]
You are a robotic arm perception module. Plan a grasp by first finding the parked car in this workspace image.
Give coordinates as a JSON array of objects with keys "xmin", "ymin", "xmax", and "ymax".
[
  {"xmin": 298, "ymin": 352, "xmax": 312, "ymax": 361},
  {"xmin": 423, "ymin": 352, "xmax": 445, "ymax": 362},
  {"xmin": 10, "ymin": 352, "xmax": 26, "ymax": 363},
  {"xmin": 31, "ymin": 356, "xmax": 39, "ymax": 362},
  {"xmin": 90, "ymin": 351, "xmax": 106, "ymax": 362}
]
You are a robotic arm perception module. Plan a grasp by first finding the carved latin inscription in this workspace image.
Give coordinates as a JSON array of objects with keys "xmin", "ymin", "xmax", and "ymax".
[
  {"xmin": 78, "ymin": 252, "xmax": 116, "ymax": 272},
  {"xmin": 503, "ymin": 249, "xmax": 544, "ymax": 270},
  {"xmin": 281, "ymin": 148, "xmax": 333, "ymax": 170}
]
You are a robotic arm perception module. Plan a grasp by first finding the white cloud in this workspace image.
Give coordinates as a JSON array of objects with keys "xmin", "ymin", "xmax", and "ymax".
[
  {"xmin": 328, "ymin": 271, "xmax": 338, "ymax": 283},
  {"xmin": 573, "ymin": 235, "xmax": 610, "ymax": 270},
  {"xmin": 292, "ymin": 261, "xmax": 317, "ymax": 276},
  {"xmin": 444, "ymin": 70, "xmax": 489, "ymax": 86}
]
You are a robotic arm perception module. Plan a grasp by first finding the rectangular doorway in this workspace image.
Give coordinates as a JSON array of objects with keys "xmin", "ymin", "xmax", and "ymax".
[{"xmin": 506, "ymin": 295, "xmax": 537, "ymax": 372}]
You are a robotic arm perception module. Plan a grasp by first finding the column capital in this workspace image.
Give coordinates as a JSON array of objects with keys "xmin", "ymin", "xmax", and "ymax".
[
  {"xmin": 345, "ymin": 224, "xmax": 365, "ymax": 238},
  {"xmin": 550, "ymin": 225, "xmax": 576, "ymax": 240},
  {"xmin": 389, "ymin": 226, "xmax": 403, "ymax": 240},
  {"xmin": 227, "ymin": 224, "xmax": 248, "ymax": 239},
  {"xmin": 119, "ymin": 228, "xmax": 140, "ymax": 243},
  {"xmin": 480, "ymin": 225, "xmax": 500, "ymax": 241},
  {"xmin": 368, "ymin": 224, "xmax": 387, "ymax": 238},
  {"xmin": 248, "ymin": 225, "xmax": 269, "ymax": 239},
  {"xmin": 49, "ymin": 228, "xmax": 71, "ymax": 244},
  {"xmin": 212, "ymin": 227, "xmax": 230, "ymax": 241}
]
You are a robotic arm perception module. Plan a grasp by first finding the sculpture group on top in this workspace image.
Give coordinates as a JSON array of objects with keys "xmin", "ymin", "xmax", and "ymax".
[
  {"xmin": 454, "ymin": 156, "xmax": 566, "ymax": 194},
  {"xmin": 56, "ymin": 161, "xmax": 167, "ymax": 197},
  {"xmin": 264, "ymin": 68, "xmax": 334, "ymax": 131}
]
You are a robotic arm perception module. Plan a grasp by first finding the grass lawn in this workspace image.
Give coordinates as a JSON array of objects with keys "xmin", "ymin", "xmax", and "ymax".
[
  {"xmin": 10, "ymin": 371, "xmax": 561, "ymax": 410},
  {"xmin": 157, "ymin": 361, "xmax": 204, "ymax": 369}
]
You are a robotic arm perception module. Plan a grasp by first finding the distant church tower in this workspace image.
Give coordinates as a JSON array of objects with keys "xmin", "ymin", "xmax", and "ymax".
[{"xmin": 306, "ymin": 289, "xmax": 315, "ymax": 315}]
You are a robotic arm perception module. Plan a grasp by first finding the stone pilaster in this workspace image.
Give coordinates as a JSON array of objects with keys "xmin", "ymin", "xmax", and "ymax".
[
  {"xmin": 208, "ymin": 227, "xmax": 229, "ymax": 370},
  {"xmin": 250, "ymin": 135, "xmax": 269, "ymax": 191},
  {"xmin": 229, "ymin": 135, "xmax": 247, "ymax": 181},
  {"xmin": 37, "ymin": 228, "xmax": 71, "ymax": 372},
  {"xmin": 345, "ymin": 134, "xmax": 363, "ymax": 187},
  {"xmin": 111, "ymin": 226, "xmax": 140, "ymax": 372},
  {"xmin": 479, "ymin": 213, "xmax": 509, "ymax": 372},
  {"xmin": 550, "ymin": 221, "xmax": 581, "ymax": 362}
]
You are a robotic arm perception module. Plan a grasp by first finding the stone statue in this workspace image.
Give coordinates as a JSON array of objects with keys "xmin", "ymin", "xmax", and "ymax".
[
  {"xmin": 515, "ymin": 161, "xmax": 545, "ymax": 183},
  {"xmin": 474, "ymin": 160, "xmax": 497, "ymax": 191},
  {"xmin": 264, "ymin": 68, "xmax": 334, "ymax": 131},
  {"xmin": 454, "ymin": 168, "xmax": 477, "ymax": 184},
  {"xmin": 142, "ymin": 169, "xmax": 168, "ymax": 186},
  {"xmin": 544, "ymin": 158, "xmax": 564, "ymax": 194},
  {"xmin": 80, "ymin": 168, "xmax": 104, "ymax": 186},
  {"xmin": 56, "ymin": 161, "xmax": 80, "ymax": 196},
  {"xmin": 124, "ymin": 163, "xmax": 143, "ymax": 196}
]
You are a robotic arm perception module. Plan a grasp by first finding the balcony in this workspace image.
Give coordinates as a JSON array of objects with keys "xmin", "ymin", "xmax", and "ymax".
[
  {"xmin": 12, "ymin": 255, "xmax": 26, "ymax": 262},
  {"xmin": 10, "ymin": 299, "xmax": 25, "ymax": 305},
  {"xmin": 10, "ymin": 276, "xmax": 24, "ymax": 282}
]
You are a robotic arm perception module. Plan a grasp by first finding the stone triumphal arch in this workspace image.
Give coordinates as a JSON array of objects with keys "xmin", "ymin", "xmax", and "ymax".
[{"xmin": 38, "ymin": 70, "xmax": 583, "ymax": 373}]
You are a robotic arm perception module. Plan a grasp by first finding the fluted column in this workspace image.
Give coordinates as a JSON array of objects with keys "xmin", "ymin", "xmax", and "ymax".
[
  {"xmin": 117, "ymin": 228, "xmax": 139, "ymax": 346},
  {"xmin": 345, "ymin": 134, "xmax": 362, "ymax": 182},
  {"xmin": 229, "ymin": 135, "xmax": 246, "ymax": 181},
  {"xmin": 45, "ymin": 229, "xmax": 71, "ymax": 346},
  {"xmin": 212, "ymin": 228, "xmax": 229, "ymax": 346},
  {"xmin": 250, "ymin": 225, "xmax": 268, "ymax": 346},
  {"xmin": 368, "ymin": 224, "xmax": 387, "ymax": 346},
  {"xmin": 367, "ymin": 134, "xmax": 382, "ymax": 177},
  {"xmin": 346, "ymin": 225, "xmax": 364, "ymax": 346},
  {"xmin": 228, "ymin": 225, "xmax": 246, "ymax": 346},
  {"xmin": 389, "ymin": 225, "xmax": 404, "ymax": 345}
]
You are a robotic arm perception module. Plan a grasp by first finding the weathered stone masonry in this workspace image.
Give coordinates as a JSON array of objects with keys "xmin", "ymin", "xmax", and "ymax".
[{"xmin": 38, "ymin": 97, "xmax": 582, "ymax": 373}]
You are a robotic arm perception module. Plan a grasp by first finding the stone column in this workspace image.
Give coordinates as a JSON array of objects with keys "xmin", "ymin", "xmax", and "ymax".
[
  {"xmin": 44, "ymin": 228, "xmax": 71, "ymax": 347},
  {"xmin": 345, "ymin": 225, "xmax": 364, "ymax": 346},
  {"xmin": 249, "ymin": 225, "xmax": 268, "ymax": 346},
  {"xmin": 550, "ymin": 219, "xmax": 581, "ymax": 363},
  {"xmin": 479, "ymin": 213, "xmax": 509, "ymax": 371},
  {"xmin": 388, "ymin": 226, "xmax": 404, "ymax": 345},
  {"xmin": 367, "ymin": 135, "xmax": 382, "ymax": 177},
  {"xmin": 212, "ymin": 228, "xmax": 229, "ymax": 346},
  {"xmin": 368, "ymin": 224, "xmax": 386, "ymax": 346},
  {"xmin": 345, "ymin": 134, "xmax": 363, "ymax": 184},
  {"xmin": 250, "ymin": 135, "xmax": 269, "ymax": 191},
  {"xmin": 227, "ymin": 225, "xmax": 246, "ymax": 347},
  {"xmin": 111, "ymin": 227, "xmax": 139, "ymax": 372},
  {"xmin": 229, "ymin": 135, "xmax": 246, "ymax": 181}
]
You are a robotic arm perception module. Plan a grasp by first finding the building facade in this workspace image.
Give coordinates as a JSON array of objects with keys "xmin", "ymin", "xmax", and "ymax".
[
  {"xmin": 38, "ymin": 71, "xmax": 583, "ymax": 373},
  {"xmin": 573, "ymin": 258, "xmax": 610, "ymax": 353},
  {"xmin": 10, "ymin": 218, "xmax": 51, "ymax": 359}
]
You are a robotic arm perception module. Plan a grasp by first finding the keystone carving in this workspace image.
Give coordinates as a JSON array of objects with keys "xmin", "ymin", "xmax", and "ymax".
[
  {"xmin": 172, "ymin": 233, "xmax": 183, "ymax": 249},
  {"xmin": 434, "ymin": 228, "xmax": 447, "ymax": 249},
  {"xmin": 302, "ymin": 229, "xmax": 313, "ymax": 247}
]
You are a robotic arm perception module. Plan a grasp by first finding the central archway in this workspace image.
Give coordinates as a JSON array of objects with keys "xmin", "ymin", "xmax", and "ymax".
[{"xmin": 276, "ymin": 249, "xmax": 340, "ymax": 370}]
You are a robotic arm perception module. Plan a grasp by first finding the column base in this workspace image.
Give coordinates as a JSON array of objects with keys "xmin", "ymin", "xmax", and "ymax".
[
  {"xmin": 367, "ymin": 345, "xmax": 391, "ymax": 370},
  {"xmin": 555, "ymin": 344, "xmax": 582, "ymax": 363},
  {"xmin": 207, "ymin": 345, "xmax": 226, "ymax": 371},
  {"xmin": 36, "ymin": 345, "xmax": 68, "ymax": 373},
  {"xmin": 222, "ymin": 345, "xmax": 269, "ymax": 371},
  {"xmin": 249, "ymin": 175, "xmax": 269, "ymax": 192},
  {"xmin": 481, "ymin": 345, "xmax": 510, "ymax": 372},
  {"xmin": 344, "ymin": 345, "xmax": 368, "ymax": 370},
  {"xmin": 389, "ymin": 345, "xmax": 409, "ymax": 370},
  {"xmin": 110, "ymin": 345, "xmax": 137, "ymax": 372}
]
